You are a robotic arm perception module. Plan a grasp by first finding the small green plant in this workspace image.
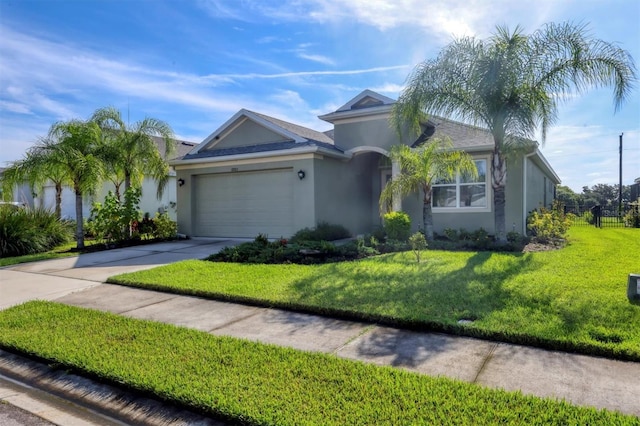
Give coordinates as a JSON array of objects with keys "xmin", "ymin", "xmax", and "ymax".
[
  {"xmin": 383, "ymin": 211, "xmax": 411, "ymax": 242},
  {"xmin": 409, "ymin": 231, "xmax": 427, "ymax": 262},
  {"xmin": 443, "ymin": 228, "xmax": 458, "ymax": 241}
]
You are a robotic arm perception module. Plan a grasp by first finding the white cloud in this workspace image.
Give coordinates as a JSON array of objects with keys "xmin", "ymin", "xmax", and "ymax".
[
  {"xmin": 297, "ymin": 53, "xmax": 336, "ymax": 66},
  {"xmin": 0, "ymin": 101, "xmax": 33, "ymax": 115},
  {"xmin": 211, "ymin": 0, "xmax": 563, "ymax": 40}
]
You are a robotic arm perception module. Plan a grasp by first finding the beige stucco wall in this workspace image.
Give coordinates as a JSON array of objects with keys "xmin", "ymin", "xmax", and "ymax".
[
  {"xmin": 333, "ymin": 116, "xmax": 400, "ymax": 152},
  {"xmin": 525, "ymin": 157, "xmax": 555, "ymax": 213},
  {"xmin": 210, "ymin": 119, "xmax": 287, "ymax": 150},
  {"xmin": 314, "ymin": 153, "xmax": 383, "ymax": 236}
]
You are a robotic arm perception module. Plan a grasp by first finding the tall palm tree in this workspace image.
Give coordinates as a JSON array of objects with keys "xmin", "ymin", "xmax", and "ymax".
[
  {"xmin": 379, "ymin": 138, "xmax": 477, "ymax": 240},
  {"xmin": 91, "ymin": 107, "xmax": 176, "ymax": 199},
  {"xmin": 1, "ymin": 140, "xmax": 71, "ymax": 219},
  {"xmin": 41, "ymin": 120, "xmax": 105, "ymax": 249},
  {"xmin": 392, "ymin": 22, "xmax": 636, "ymax": 241}
]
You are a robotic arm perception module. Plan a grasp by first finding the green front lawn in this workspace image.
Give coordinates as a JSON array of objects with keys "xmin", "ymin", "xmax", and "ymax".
[
  {"xmin": 0, "ymin": 302, "xmax": 634, "ymax": 425},
  {"xmin": 109, "ymin": 227, "xmax": 640, "ymax": 360}
]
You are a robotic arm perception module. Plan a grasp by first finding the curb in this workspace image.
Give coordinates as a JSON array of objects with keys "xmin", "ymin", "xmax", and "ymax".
[{"xmin": 0, "ymin": 349, "xmax": 226, "ymax": 426}]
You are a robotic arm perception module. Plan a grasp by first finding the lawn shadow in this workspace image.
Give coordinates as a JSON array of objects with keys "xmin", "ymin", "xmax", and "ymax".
[{"xmin": 287, "ymin": 250, "xmax": 536, "ymax": 364}]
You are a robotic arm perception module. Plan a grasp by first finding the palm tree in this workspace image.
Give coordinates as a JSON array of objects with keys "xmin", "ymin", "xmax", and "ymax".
[
  {"xmin": 2, "ymin": 140, "xmax": 71, "ymax": 219},
  {"xmin": 392, "ymin": 22, "xmax": 636, "ymax": 241},
  {"xmin": 40, "ymin": 120, "xmax": 105, "ymax": 249},
  {"xmin": 379, "ymin": 138, "xmax": 477, "ymax": 240},
  {"xmin": 91, "ymin": 107, "xmax": 176, "ymax": 199}
]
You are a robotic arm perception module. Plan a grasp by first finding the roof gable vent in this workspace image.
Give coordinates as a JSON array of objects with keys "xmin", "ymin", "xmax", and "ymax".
[{"xmin": 351, "ymin": 96, "xmax": 384, "ymax": 110}]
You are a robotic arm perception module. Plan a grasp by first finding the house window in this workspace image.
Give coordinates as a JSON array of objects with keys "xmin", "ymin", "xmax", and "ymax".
[{"xmin": 432, "ymin": 159, "xmax": 488, "ymax": 209}]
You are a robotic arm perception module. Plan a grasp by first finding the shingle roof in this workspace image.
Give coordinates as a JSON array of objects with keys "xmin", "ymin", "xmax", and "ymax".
[
  {"xmin": 413, "ymin": 117, "xmax": 495, "ymax": 150},
  {"xmin": 182, "ymin": 140, "xmax": 342, "ymax": 160},
  {"xmin": 250, "ymin": 111, "xmax": 335, "ymax": 145}
]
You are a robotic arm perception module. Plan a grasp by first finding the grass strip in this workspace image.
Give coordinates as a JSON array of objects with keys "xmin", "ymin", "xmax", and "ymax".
[
  {"xmin": 108, "ymin": 227, "xmax": 640, "ymax": 361},
  {"xmin": 0, "ymin": 301, "xmax": 635, "ymax": 425}
]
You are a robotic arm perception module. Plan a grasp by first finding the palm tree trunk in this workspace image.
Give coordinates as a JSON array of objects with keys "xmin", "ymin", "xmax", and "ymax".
[
  {"xmin": 423, "ymin": 189, "xmax": 434, "ymax": 241},
  {"xmin": 55, "ymin": 182, "xmax": 62, "ymax": 220},
  {"xmin": 124, "ymin": 172, "xmax": 131, "ymax": 195},
  {"xmin": 492, "ymin": 147, "xmax": 507, "ymax": 242},
  {"xmin": 74, "ymin": 185, "xmax": 85, "ymax": 249},
  {"xmin": 114, "ymin": 182, "xmax": 122, "ymax": 202}
]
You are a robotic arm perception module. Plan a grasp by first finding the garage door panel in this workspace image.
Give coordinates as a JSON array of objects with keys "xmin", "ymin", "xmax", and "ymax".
[{"xmin": 194, "ymin": 169, "xmax": 294, "ymax": 237}]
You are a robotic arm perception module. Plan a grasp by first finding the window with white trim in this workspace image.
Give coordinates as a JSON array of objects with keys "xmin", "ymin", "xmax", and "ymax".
[{"xmin": 432, "ymin": 159, "xmax": 488, "ymax": 209}]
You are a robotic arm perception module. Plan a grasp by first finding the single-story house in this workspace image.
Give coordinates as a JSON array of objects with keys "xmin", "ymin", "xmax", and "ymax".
[
  {"xmin": 171, "ymin": 90, "xmax": 560, "ymax": 238},
  {"xmin": 5, "ymin": 137, "xmax": 197, "ymax": 221}
]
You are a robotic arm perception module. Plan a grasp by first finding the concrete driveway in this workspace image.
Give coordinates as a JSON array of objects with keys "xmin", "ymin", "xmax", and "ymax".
[{"xmin": 0, "ymin": 238, "xmax": 241, "ymax": 310}]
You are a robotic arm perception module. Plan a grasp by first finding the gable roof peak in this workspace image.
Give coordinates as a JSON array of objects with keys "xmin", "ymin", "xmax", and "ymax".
[
  {"xmin": 318, "ymin": 89, "xmax": 396, "ymax": 123},
  {"xmin": 336, "ymin": 89, "xmax": 396, "ymax": 112}
]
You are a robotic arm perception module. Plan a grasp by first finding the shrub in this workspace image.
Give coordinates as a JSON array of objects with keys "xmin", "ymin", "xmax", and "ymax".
[
  {"xmin": 0, "ymin": 206, "xmax": 72, "ymax": 257},
  {"xmin": 152, "ymin": 212, "xmax": 178, "ymax": 240},
  {"xmin": 138, "ymin": 213, "xmax": 156, "ymax": 239},
  {"xmin": 458, "ymin": 228, "xmax": 471, "ymax": 241},
  {"xmin": 470, "ymin": 228, "xmax": 491, "ymax": 249},
  {"xmin": 289, "ymin": 222, "xmax": 350, "ymax": 243},
  {"xmin": 581, "ymin": 210, "xmax": 595, "ymax": 225},
  {"xmin": 527, "ymin": 201, "xmax": 571, "ymax": 243},
  {"xmin": 209, "ymin": 234, "xmax": 376, "ymax": 264},
  {"xmin": 90, "ymin": 188, "xmax": 141, "ymax": 244},
  {"xmin": 443, "ymin": 228, "xmax": 458, "ymax": 241},
  {"xmin": 370, "ymin": 226, "xmax": 386, "ymax": 242},
  {"xmin": 383, "ymin": 211, "xmax": 411, "ymax": 242},
  {"xmin": 409, "ymin": 232, "xmax": 427, "ymax": 262},
  {"xmin": 623, "ymin": 201, "xmax": 640, "ymax": 228},
  {"xmin": 506, "ymin": 231, "xmax": 523, "ymax": 243}
]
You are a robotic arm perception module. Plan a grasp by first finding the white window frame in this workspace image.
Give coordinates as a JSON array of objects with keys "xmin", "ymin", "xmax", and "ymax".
[{"xmin": 432, "ymin": 156, "xmax": 491, "ymax": 213}]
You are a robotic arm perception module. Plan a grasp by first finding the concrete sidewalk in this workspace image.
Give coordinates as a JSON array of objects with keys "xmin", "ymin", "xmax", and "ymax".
[
  {"xmin": 53, "ymin": 284, "xmax": 640, "ymax": 417},
  {"xmin": 1, "ymin": 239, "xmax": 639, "ymax": 419}
]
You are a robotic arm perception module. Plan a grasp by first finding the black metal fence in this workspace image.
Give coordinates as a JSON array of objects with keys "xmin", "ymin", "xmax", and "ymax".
[{"xmin": 566, "ymin": 205, "xmax": 639, "ymax": 228}]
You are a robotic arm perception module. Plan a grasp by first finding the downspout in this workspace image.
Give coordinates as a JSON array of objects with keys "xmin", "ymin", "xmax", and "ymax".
[{"xmin": 522, "ymin": 150, "xmax": 537, "ymax": 234}]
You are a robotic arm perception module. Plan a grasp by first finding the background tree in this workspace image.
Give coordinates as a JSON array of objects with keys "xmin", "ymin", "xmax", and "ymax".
[
  {"xmin": 392, "ymin": 22, "xmax": 636, "ymax": 241},
  {"xmin": 40, "ymin": 120, "xmax": 105, "ymax": 249},
  {"xmin": 580, "ymin": 183, "xmax": 630, "ymax": 210},
  {"xmin": 555, "ymin": 185, "xmax": 580, "ymax": 212},
  {"xmin": 91, "ymin": 107, "xmax": 176, "ymax": 199},
  {"xmin": 1, "ymin": 141, "xmax": 71, "ymax": 219},
  {"xmin": 379, "ymin": 138, "xmax": 477, "ymax": 240}
]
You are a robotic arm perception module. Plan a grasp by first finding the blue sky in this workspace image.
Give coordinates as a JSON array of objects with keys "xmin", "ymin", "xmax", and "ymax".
[{"xmin": 1, "ymin": 0, "xmax": 638, "ymax": 192}]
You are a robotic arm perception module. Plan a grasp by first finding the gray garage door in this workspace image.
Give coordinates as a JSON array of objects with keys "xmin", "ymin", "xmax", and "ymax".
[{"xmin": 193, "ymin": 168, "xmax": 294, "ymax": 238}]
